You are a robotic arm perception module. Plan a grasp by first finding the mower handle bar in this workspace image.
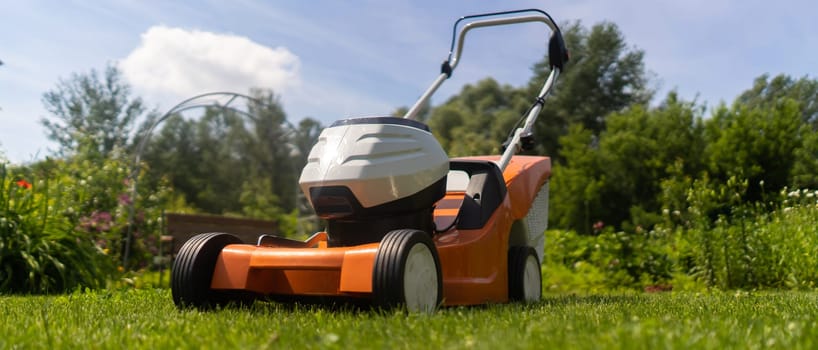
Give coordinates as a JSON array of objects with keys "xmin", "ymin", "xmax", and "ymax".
[
  {"xmin": 402, "ymin": 9, "xmax": 566, "ymax": 172},
  {"xmin": 448, "ymin": 10, "xmax": 560, "ymax": 72}
]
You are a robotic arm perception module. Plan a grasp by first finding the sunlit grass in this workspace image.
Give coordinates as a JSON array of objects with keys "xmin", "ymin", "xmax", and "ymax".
[{"xmin": 2, "ymin": 289, "xmax": 817, "ymax": 349}]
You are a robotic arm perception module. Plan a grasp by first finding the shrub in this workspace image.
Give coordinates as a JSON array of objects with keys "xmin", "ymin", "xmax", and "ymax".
[
  {"xmin": 542, "ymin": 227, "xmax": 675, "ymax": 292},
  {"xmin": 32, "ymin": 155, "xmax": 172, "ymax": 270},
  {"xmin": 0, "ymin": 153, "xmax": 175, "ymax": 294},
  {"xmin": 677, "ymin": 186, "xmax": 818, "ymax": 290},
  {"xmin": 0, "ymin": 161, "xmax": 113, "ymax": 293}
]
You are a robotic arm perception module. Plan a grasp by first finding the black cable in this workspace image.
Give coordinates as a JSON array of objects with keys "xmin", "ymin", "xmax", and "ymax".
[{"xmin": 503, "ymin": 97, "xmax": 540, "ymax": 148}]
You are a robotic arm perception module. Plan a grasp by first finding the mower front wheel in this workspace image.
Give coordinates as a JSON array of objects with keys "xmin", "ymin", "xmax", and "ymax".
[
  {"xmin": 171, "ymin": 232, "xmax": 241, "ymax": 309},
  {"xmin": 509, "ymin": 246, "xmax": 542, "ymax": 302},
  {"xmin": 372, "ymin": 229, "xmax": 442, "ymax": 312}
]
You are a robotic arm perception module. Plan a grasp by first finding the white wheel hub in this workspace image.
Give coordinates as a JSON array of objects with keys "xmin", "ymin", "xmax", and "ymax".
[
  {"xmin": 522, "ymin": 254, "xmax": 541, "ymax": 302},
  {"xmin": 403, "ymin": 243, "xmax": 439, "ymax": 312}
]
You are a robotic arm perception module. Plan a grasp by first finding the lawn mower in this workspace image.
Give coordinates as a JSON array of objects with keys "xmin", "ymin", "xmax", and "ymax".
[{"xmin": 171, "ymin": 8, "xmax": 568, "ymax": 312}]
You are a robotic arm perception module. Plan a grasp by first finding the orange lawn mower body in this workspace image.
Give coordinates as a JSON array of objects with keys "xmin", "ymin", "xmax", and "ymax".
[{"xmin": 171, "ymin": 9, "xmax": 568, "ymax": 312}]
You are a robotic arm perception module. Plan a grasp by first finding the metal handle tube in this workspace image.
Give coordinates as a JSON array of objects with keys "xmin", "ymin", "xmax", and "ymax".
[
  {"xmin": 403, "ymin": 13, "xmax": 559, "ymax": 120},
  {"xmin": 449, "ymin": 15, "xmax": 558, "ymax": 72},
  {"xmin": 403, "ymin": 73, "xmax": 448, "ymax": 121},
  {"xmin": 496, "ymin": 68, "xmax": 559, "ymax": 171}
]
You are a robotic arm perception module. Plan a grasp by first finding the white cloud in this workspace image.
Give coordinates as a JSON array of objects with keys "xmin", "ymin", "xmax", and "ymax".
[{"xmin": 120, "ymin": 26, "xmax": 300, "ymax": 103}]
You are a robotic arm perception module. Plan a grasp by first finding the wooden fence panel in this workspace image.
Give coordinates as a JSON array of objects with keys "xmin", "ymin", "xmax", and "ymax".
[{"xmin": 164, "ymin": 213, "xmax": 278, "ymax": 254}]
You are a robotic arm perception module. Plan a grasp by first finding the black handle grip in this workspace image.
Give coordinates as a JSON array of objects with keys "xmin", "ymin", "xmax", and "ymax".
[{"xmin": 549, "ymin": 31, "xmax": 569, "ymax": 70}]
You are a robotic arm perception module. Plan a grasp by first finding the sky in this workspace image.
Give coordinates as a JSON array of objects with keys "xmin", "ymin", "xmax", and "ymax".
[{"xmin": 1, "ymin": 0, "xmax": 816, "ymax": 164}]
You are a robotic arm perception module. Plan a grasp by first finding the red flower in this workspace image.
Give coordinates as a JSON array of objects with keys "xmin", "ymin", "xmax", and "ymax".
[
  {"xmin": 16, "ymin": 179, "xmax": 32, "ymax": 189},
  {"xmin": 592, "ymin": 220, "xmax": 605, "ymax": 232}
]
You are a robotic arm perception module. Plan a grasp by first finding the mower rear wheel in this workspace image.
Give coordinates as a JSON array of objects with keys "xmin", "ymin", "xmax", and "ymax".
[
  {"xmin": 171, "ymin": 232, "xmax": 241, "ymax": 309},
  {"xmin": 372, "ymin": 229, "xmax": 442, "ymax": 312},
  {"xmin": 509, "ymin": 246, "xmax": 541, "ymax": 302}
]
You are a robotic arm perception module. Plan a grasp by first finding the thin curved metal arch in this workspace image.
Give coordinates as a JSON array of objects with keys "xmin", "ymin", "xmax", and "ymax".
[{"xmin": 123, "ymin": 92, "xmax": 299, "ymax": 267}]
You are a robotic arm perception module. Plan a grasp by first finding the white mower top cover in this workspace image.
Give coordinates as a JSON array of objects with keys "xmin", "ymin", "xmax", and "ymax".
[{"xmin": 299, "ymin": 117, "xmax": 449, "ymax": 209}]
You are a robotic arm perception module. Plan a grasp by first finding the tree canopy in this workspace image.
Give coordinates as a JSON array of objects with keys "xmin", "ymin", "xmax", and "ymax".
[
  {"xmin": 141, "ymin": 90, "xmax": 323, "ymax": 220},
  {"xmin": 41, "ymin": 65, "xmax": 152, "ymax": 159},
  {"xmin": 427, "ymin": 21, "xmax": 653, "ymax": 161},
  {"xmin": 423, "ymin": 20, "xmax": 817, "ymax": 234}
]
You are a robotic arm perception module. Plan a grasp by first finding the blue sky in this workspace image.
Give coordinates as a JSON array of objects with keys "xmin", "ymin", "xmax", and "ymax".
[{"xmin": 1, "ymin": 0, "xmax": 816, "ymax": 163}]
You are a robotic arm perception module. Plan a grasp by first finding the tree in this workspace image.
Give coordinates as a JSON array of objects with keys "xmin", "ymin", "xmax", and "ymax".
[
  {"xmin": 425, "ymin": 21, "xmax": 652, "ymax": 161},
  {"xmin": 595, "ymin": 93, "xmax": 705, "ymax": 230},
  {"xmin": 733, "ymin": 74, "xmax": 818, "ymax": 190},
  {"xmin": 41, "ymin": 65, "xmax": 150, "ymax": 159},
  {"xmin": 791, "ymin": 129, "xmax": 818, "ymax": 189},
  {"xmin": 190, "ymin": 107, "xmax": 251, "ymax": 214},
  {"xmin": 142, "ymin": 89, "xmax": 305, "ymax": 219},
  {"xmin": 140, "ymin": 114, "xmax": 201, "ymax": 206},
  {"xmin": 529, "ymin": 21, "xmax": 653, "ymax": 159},
  {"xmin": 549, "ymin": 93, "xmax": 705, "ymax": 232},
  {"xmin": 392, "ymin": 98, "xmax": 432, "ymax": 122},
  {"xmin": 290, "ymin": 117, "xmax": 324, "ymax": 220},
  {"xmin": 705, "ymin": 99, "xmax": 803, "ymax": 202},
  {"xmin": 293, "ymin": 117, "xmax": 323, "ymax": 169},
  {"xmin": 141, "ymin": 106, "xmax": 250, "ymax": 214},
  {"xmin": 243, "ymin": 89, "xmax": 297, "ymax": 213},
  {"xmin": 427, "ymin": 78, "xmax": 528, "ymax": 156},
  {"xmin": 548, "ymin": 124, "xmax": 603, "ymax": 233},
  {"xmin": 735, "ymin": 74, "xmax": 818, "ymax": 128}
]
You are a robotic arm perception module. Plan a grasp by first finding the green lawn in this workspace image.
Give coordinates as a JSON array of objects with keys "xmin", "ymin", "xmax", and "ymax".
[{"xmin": 1, "ymin": 289, "xmax": 817, "ymax": 349}]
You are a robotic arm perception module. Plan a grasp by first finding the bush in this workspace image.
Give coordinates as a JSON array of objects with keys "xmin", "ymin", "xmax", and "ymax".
[
  {"xmin": 0, "ymin": 152, "xmax": 175, "ymax": 294},
  {"xmin": 32, "ymin": 155, "xmax": 173, "ymax": 270},
  {"xmin": 677, "ymin": 187, "xmax": 818, "ymax": 290},
  {"xmin": 542, "ymin": 227, "xmax": 675, "ymax": 292},
  {"xmin": 0, "ymin": 161, "xmax": 113, "ymax": 293}
]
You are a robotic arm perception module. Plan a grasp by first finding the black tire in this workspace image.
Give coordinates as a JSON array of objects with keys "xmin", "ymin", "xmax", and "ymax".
[
  {"xmin": 171, "ymin": 232, "xmax": 241, "ymax": 309},
  {"xmin": 508, "ymin": 246, "xmax": 542, "ymax": 302},
  {"xmin": 372, "ymin": 229, "xmax": 442, "ymax": 312}
]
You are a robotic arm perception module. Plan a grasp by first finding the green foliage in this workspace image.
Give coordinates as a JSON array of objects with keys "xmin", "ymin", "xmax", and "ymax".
[
  {"xmin": 426, "ymin": 21, "xmax": 652, "ymax": 159},
  {"xmin": 599, "ymin": 95, "xmax": 706, "ymax": 228},
  {"xmin": 542, "ymin": 228, "xmax": 675, "ymax": 292},
  {"xmin": 422, "ymin": 15, "xmax": 816, "ymax": 247},
  {"xmin": 293, "ymin": 117, "xmax": 324, "ymax": 169},
  {"xmin": 676, "ymin": 184, "xmax": 818, "ymax": 290},
  {"xmin": 142, "ymin": 107, "xmax": 245, "ymax": 214},
  {"xmin": 238, "ymin": 176, "xmax": 282, "ymax": 220},
  {"xmin": 705, "ymin": 99, "xmax": 803, "ymax": 201},
  {"xmin": 428, "ymin": 78, "xmax": 526, "ymax": 156},
  {"xmin": 142, "ymin": 90, "xmax": 321, "ymax": 232},
  {"xmin": 548, "ymin": 125, "xmax": 602, "ymax": 233},
  {"xmin": 0, "ymin": 161, "xmax": 113, "ymax": 293},
  {"xmin": 546, "ymin": 184, "xmax": 818, "ymax": 292},
  {"xmin": 791, "ymin": 129, "xmax": 818, "ymax": 188},
  {"xmin": 55, "ymin": 155, "xmax": 170, "ymax": 270},
  {"xmin": 244, "ymin": 89, "xmax": 298, "ymax": 213},
  {"xmin": 736, "ymin": 74, "xmax": 818, "ymax": 128},
  {"xmin": 237, "ymin": 176, "xmax": 304, "ymax": 237},
  {"xmin": 550, "ymin": 93, "xmax": 706, "ymax": 232},
  {"xmin": 40, "ymin": 64, "xmax": 152, "ymax": 159},
  {"xmin": 530, "ymin": 21, "xmax": 653, "ymax": 157},
  {"xmin": 15, "ymin": 17, "xmax": 818, "ymax": 295},
  {"xmin": 0, "ymin": 146, "xmax": 175, "ymax": 293}
]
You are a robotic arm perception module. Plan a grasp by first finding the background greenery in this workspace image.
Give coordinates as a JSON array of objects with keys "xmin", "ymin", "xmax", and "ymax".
[{"xmin": 1, "ymin": 18, "xmax": 818, "ymax": 294}]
